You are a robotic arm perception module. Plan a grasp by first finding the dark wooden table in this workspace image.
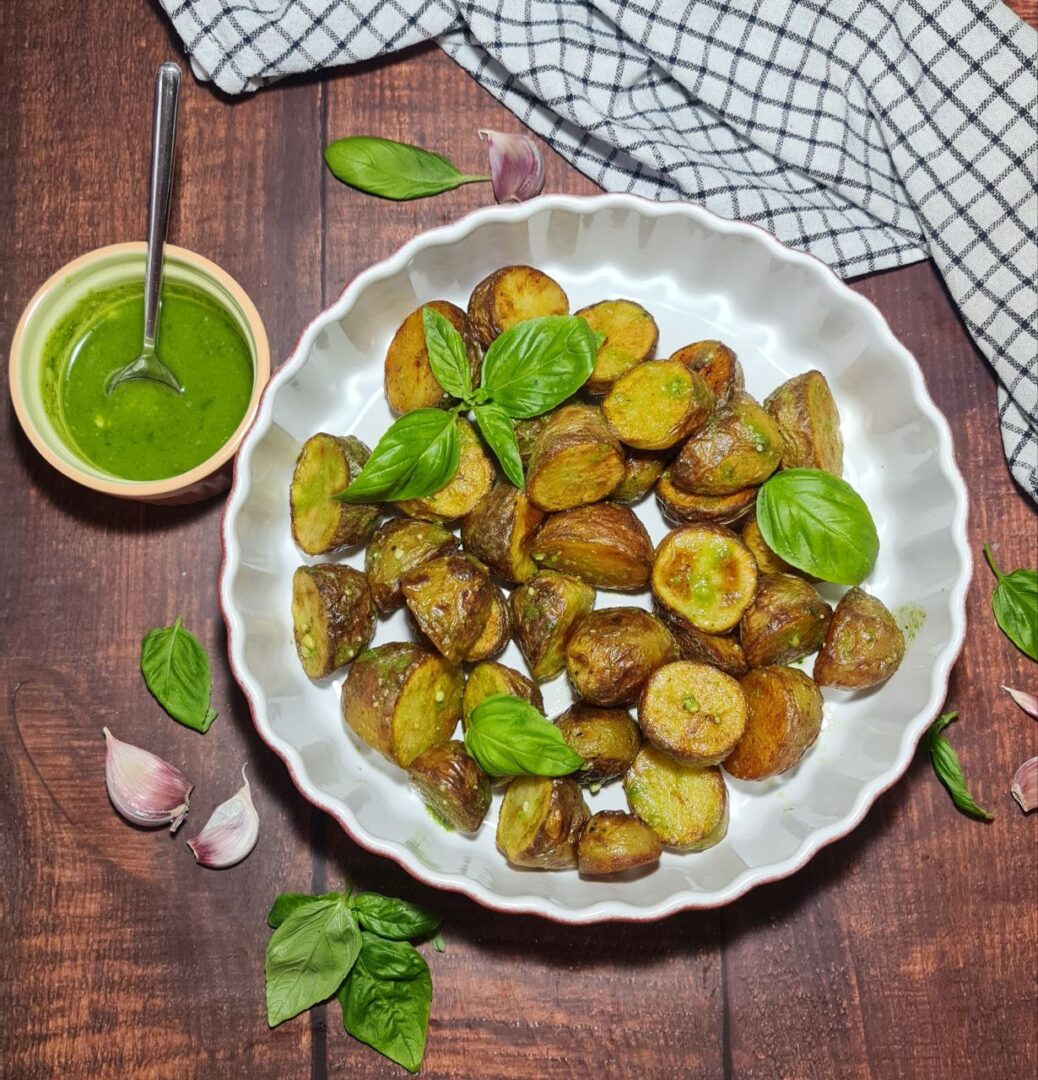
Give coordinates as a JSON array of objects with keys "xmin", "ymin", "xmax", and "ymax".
[{"xmin": 3, "ymin": 3, "xmax": 1036, "ymax": 1077}]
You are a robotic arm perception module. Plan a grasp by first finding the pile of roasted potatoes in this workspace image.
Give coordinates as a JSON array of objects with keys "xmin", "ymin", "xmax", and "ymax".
[{"xmin": 289, "ymin": 265, "xmax": 906, "ymax": 878}]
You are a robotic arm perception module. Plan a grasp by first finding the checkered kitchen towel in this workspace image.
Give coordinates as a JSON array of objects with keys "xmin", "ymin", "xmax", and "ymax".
[{"xmin": 161, "ymin": 0, "xmax": 1038, "ymax": 500}]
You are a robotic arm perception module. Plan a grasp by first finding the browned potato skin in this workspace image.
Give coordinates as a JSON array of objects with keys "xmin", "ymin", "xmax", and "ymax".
[
  {"xmin": 725, "ymin": 666, "xmax": 824, "ymax": 780},
  {"xmin": 514, "ymin": 414, "xmax": 549, "ymax": 467},
  {"xmin": 655, "ymin": 472, "xmax": 757, "ymax": 527},
  {"xmin": 462, "ymin": 661, "xmax": 544, "ymax": 727},
  {"xmin": 813, "ymin": 588, "xmax": 906, "ymax": 690},
  {"xmin": 554, "ymin": 705, "xmax": 641, "ymax": 785},
  {"xmin": 364, "ymin": 518, "xmax": 460, "ymax": 615},
  {"xmin": 765, "ymin": 370, "xmax": 844, "ymax": 474},
  {"xmin": 577, "ymin": 811, "xmax": 661, "ymax": 875},
  {"xmin": 496, "ymin": 776, "xmax": 590, "ymax": 869},
  {"xmin": 566, "ymin": 607, "xmax": 679, "ymax": 706},
  {"xmin": 461, "ymin": 585, "xmax": 512, "ymax": 663},
  {"xmin": 401, "ymin": 554, "xmax": 493, "ymax": 663},
  {"xmin": 739, "ymin": 573, "xmax": 833, "ymax": 668},
  {"xmin": 467, "ymin": 265, "xmax": 569, "ymax": 348},
  {"xmin": 461, "ymin": 482, "xmax": 545, "ymax": 584},
  {"xmin": 530, "ymin": 502, "xmax": 654, "ymax": 591},
  {"xmin": 292, "ymin": 564, "xmax": 376, "ymax": 678},
  {"xmin": 526, "ymin": 403, "xmax": 626, "ymax": 512},
  {"xmin": 601, "ymin": 360, "xmax": 714, "ymax": 451},
  {"xmin": 740, "ymin": 514, "xmax": 812, "ymax": 579},
  {"xmin": 511, "ymin": 571, "xmax": 596, "ymax": 682},
  {"xmin": 407, "ymin": 740, "xmax": 491, "ymax": 832},
  {"xmin": 397, "ymin": 418, "xmax": 495, "ymax": 522},
  {"xmin": 654, "ymin": 605, "xmax": 749, "ymax": 678},
  {"xmin": 612, "ymin": 450, "xmax": 666, "ymax": 504},
  {"xmin": 670, "ymin": 340, "xmax": 744, "ymax": 406}
]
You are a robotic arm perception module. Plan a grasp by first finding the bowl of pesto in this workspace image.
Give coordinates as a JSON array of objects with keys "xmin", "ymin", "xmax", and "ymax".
[{"xmin": 9, "ymin": 242, "xmax": 269, "ymax": 503}]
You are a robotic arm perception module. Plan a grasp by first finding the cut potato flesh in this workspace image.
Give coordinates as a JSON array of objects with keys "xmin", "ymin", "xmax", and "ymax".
[
  {"xmin": 496, "ymin": 776, "xmax": 589, "ymax": 869},
  {"xmin": 655, "ymin": 472, "xmax": 757, "ymax": 527},
  {"xmin": 577, "ymin": 299, "xmax": 659, "ymax": 395},
  {"xmin": 397, "ymin": 418, "xmax": 495, "ymax": 522},
  {"xmin": 670, "ymin": 340, "xmax": 743, "ymax": 406},
  {"xmin": 462, "ymin": 661, "xmax": 544, "ymax": 728},
  {"xmin": 468, "ymin": 266, "xmax": 569, "ymax": 347},
  {"xmin": 461, "ymin": 586, "xmax": 512, "ymax": 663},
  {"xmin": 577, "ymin": 810, "xmax": 661, "ymax": 875},
  {"xmin": 602, "ymin": 360, "xmax": 714, "ymax": 451},
  {"xmin": 291, "ymin": 564, "xmax": 376, "ymax": 679},
  {"xmin": 765, "ymin": 369, "xmax": 843, "ymax": 475},
  {"xmin": 364, "ymin": 518, "xmax": 460, "ymax": 615}
]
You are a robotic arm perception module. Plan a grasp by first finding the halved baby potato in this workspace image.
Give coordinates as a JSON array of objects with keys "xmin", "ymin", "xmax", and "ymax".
[
  {"xmin": 612, "ymin": 450, "xmax": 667, "ymax": 505},
  {"xmin": 655, "ymin": 472, "xmax": 757, "ymax": 527},
  {"xmin": 740, "ymin": 513, "xmax": 809, "ymax": 578},
  {"xmin": 577, "ymin": 810, "xmax": 662, "ymax": 876},
  {"xmin": 461, "ymin": 482, "xmax": 545, "ymax": 584},
  {"xmin": 654, "ymin": 604, "xmax": 749, "ymax": 678},
  {"xmin": 461, "ymin": 584, "xmax": 512, "ymax": 663},
  {"xmin": 468, "ymin": 265, "xmax": 569, "ymax": 347},
  {"xmin": 401, "ymin": 554, "xmax": 493, "ymax": 663},
  {"xmin": 670, "ymin": 340, "xmax": 744, "ymax": 406},
  {"xmin": 462, "ymin": 661, "xmax": 544, "ymax": 728},
  {"xmin": 813, "ymin": 588, "xmax": 906, "ymax": 690},
  {"xmin": 554, "ymin": 705, "xmax": 642, "ymax": 786},
  {"xmin": 291, "ymin": 564, "xmax": 376, "ymax": 679},
  {"xmin": 602, "ymin": 360, "xmax": 714, "ymax": 451},
  {"xmin": 739, "ymin": 573, "xmax": 833, "ymax": 668},
  {"xmin": 577, "ymin": 299, "xmax": 659, "ymax": 395},
  {"xmin": 765, "ymin": 369, "xmax": 843, "ymax": 474},
  {"xmin": 496, "ymin": 776, "xmax": 590, "ymax": 869},
  {"xmin": 397, "ymin": 417, "xmax": 495, "ymax": 522},
  {"xmin": 408, "ymin": 739, "xmax": 491, "ymax": 833},
  {"xmin": 511, "ymin": 570, "xmax": 596, "ymax": 682},
  {"xmin": 364, "ymin": 518, "xmax": 460, "ymax": 615}
]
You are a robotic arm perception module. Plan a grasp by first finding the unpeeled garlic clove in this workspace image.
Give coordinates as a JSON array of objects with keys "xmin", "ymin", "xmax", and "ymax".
[
  {"xmin": 1002, "ymin": 685, "xmax": 1038, "ymax": 720},
  {"xmin": 187, "ymin": 765, "xmax": 259, "ymax": 869},
  {"xmin": 1011, "ymin": 757, "xmax": 1037, "ymax": 813},
  {"xmin": 479, "ymin": 130, "xmax": 545, "ymax": 203},
  {"xmin": 103, "ymin": 727, "xmax": 192, "ymax": 832}
]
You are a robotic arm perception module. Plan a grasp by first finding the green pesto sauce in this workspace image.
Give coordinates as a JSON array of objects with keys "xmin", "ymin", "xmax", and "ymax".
[
  {"xmin": 41, "ymin": 280, "xmax": 253, "ymax": 481},
  {"xmin": 895, "ymin": 602, "xmax": 927, "ymax": 645}
]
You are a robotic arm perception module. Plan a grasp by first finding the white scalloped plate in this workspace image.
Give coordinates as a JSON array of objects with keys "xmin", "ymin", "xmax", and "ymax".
[{"xmin": 220, "ymin": 195, "xmax": 970, "ymax": 923}]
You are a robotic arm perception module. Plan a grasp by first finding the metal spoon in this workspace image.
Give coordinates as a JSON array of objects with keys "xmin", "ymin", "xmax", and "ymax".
[{"xmin": 107, "ymin": 62, "xmax": 184, "ymax": 396}]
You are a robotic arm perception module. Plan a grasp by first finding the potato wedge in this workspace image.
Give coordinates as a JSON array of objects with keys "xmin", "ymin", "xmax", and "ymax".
[
  {"xmin": 654, "ymin": 605, "xmax": 749, "ymax": 677},
  {"xmin": 554, "ymin": 705, "xmax": 641, "ymax": 785},
  {"xmin": 652, "ymin": 524, "xmax": 759, "ymax": 633},
  {"xmin": 638, "ymin": 661, "xmax": 747, "ymax": 766},
  {"xmin": 468, "ymin": 265, "xmax": 569, "ymax": 347},
  {"xmin": 577, "ymin": 810, "xmax": 661, "ymax": 875},
  {"xmin": 725, "ymin": 665, "xmax": 823, "ymax": 780},
  {"xmin": 655, "ymin": 472, "xmax": 757, "ymax": 527},
  {"xmin": 670, "ymin": 340, "xmax": 744, "ymax": 406},
  {"xmin": 364, "ymin": 518, "xmax": 460, "ymax": 615},
  {"xmin": 461, "ymin": 584, "xmax": 512, "ymax": 663},
  {"xmin": 602, "ymin": 360, "xmax": 714, "ymax": 450},
  {"xmin": 740, "ymin": 513, "xmax": 809, "ymax": 578},
  {"xmin": 566, "ymin": 607, "xmax": 679, "ymax": 706},
  {"xmin": 342, "ymin": 642, "xmax": 463, "ymax": 767},
  {"xmin": 462, "ymin": 661, "xmax": 545, "ymax": 728},
  {"xmin": 813, "ymin": 588, "xmax": 906, "ymax": 689},
  {"xmin": 401, "ymin": 554, "xmax": 493, "ymax": 663},
  {"xmin": 530, "ymin": 502, "xmax": 654, "ymax": 591},
  {"xmin": 461, "ymin": 482, "xmax": 545, "ymax": 584},
  {"xmin": 739, "ymin": 573, "xmax": 833, "ymax": 668},
  {"xmin": 612, "ymin": 450, "xmax": 667, "ymax": 505},
  {"xmin": 578, "ymin": 299, "xmax": 659, "ymax": 395},
  {"xmin": 290, "ymin": 433, "xmax": 382, "ymax": 555},
  {"xmin": 496, "ymin": 776, "xmax": 590, "ymax": 869},
  {"xmin": 291, "ymin": 564, "xmax": 376, "ymax": 679},
  {"xmin": 526, "ymin": 403, "xmax": 626, "ymax": 511},
  {"xmin": 624, "ymin": 746, "xmax": 729, "ymax": 851},
  {"xmin": 511, "ymin": 570, "xmax": 596, "ymax": 682},
  {"xmin": 765, "ymin": 370, "xmax": 843, "ymax": 474},
  {"xmin": 397, "ymin": 417, "xmax": 495, "ymax": 522},
  {"xmin": 408, "ymin": 739, "xmax": 491, "ymax": 832}
]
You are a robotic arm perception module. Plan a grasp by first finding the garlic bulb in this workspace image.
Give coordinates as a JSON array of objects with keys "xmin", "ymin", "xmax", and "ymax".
[
  {"xmin": 479, "ymin": 130, "xmax": 545, "ymax": 203},
  {"xmin": 187, "ymin": 766, "xmax": 259, "ymax": 869},
  {"xmin": 103, "ymin": 727, "xmax": 192, "ymax": 832}
]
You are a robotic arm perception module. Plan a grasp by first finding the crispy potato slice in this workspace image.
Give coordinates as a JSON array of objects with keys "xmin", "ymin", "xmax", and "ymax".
[
  {"xmin": 511, "ymin": 570, "xmax": 596, "ymax": 682},
  {"xmin": 652, "ymin": 524, "xmax": 759, "ymax": 633},
  {"xmin": 813, "ymin": 588, "xmax": 906, "ymax": 689},
  {"xmin": 612, "ymin": 450, "xmax": 667, "ymax": 505},
  {"xmin": 654, "ymin": 605, "xmax": 749, "ymax": 677},
  {"xmin": 364, "ymin": 518, "xmax": 460, "ymax": 615},
  {"xmin": 408, "ymin": 739, "xmax": 491, "ymax": 832},
  {"xmin": 566, "ymin": 607, "xmax": 679, "ymax": 706},
  {"xmin": 526, "ymin": 403, "xmax": 626, "ymax": 511},
  {"xmin": 461, "ymin": 482, "xmax": 545, "ymax": 584},
  {"xmin": 655, "ymin": 472, "xmax": 757, "ymax": 527},
  {"xmin": 740, "ymin": 513, "xmax": 811, "ymax": 578},
  {"xmin": 342, "ymin": 642, "xmax": 463, "ymax": 767},
  {"xmin": 578, "ymin": 299, "xmax": 659, "ymax": 395},
  {"xmin": 577, "ymin": 810, "xmax": 661, "ymax": 875},
  {"xmin": 638, "ymin": 661, "xmax": 747, "ymax": 766},
  {"xmin": 468, "ymin": 265, "xmax": 569, "ymax": 347},
  {"xmin": 739, "ymin": 573, "xmax": 833, "ymax": 668},
  {"xmin": 670, "ymin": 340, "xmax": 744, "ymax": 406},
  {"xmin": 496, "ymin": 776, "xmax": 590, "ymax": 869},
  {"xmin": 461, "ymin": 584, "xmax": 512, "ymax": 663},
  {"xmin": 530, "ymin": 502, "xmax": 654, "ymax": 591},
  {"xmin": 725, "ymin": 665, "xmax": 823, "ymax": 779},
  {"xmin": 554, "ymin": 705, "xmax": 641, "ymax": 786},
  {"xmin": 402, "ymin": 554, "xmax": 493, "ymax": 663},
  {"xmin": 602, "ymin": 360, "xmax": 714, "ymax": 450},
  {"xmin": 624, "ymin": 746, "xmax": 729, "ymax": 851},
  {"xmin": 397, "ymin": 417, "xmax": 495, "ymax": 522},
  {"xmin": 290, "ymin": 433, "xmax": 382, "ymax": 555},
  {"xmin": 462, "ymin": 661, "xmax": 545, "ymax": 728},
  {"xmin": 765, "ymin": 370, "xmax": 843, "ymax": 474},
  {"xmin": 291, "ymin": 564, "xmax": 376, "ymax": 679}
]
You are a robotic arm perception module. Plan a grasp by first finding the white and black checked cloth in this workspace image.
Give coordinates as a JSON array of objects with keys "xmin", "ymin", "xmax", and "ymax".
[{"xmin": 160, "ymin": 0, "xmax": 1038, "ymax": 500}]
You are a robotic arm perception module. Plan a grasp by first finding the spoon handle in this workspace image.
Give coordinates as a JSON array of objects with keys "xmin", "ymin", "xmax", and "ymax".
[{"xmin": 142, "ymin": 62, "xmax": 181, "ymax": 352}]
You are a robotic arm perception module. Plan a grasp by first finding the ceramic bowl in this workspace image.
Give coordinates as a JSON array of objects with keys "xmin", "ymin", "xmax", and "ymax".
[
  {"xmin": 221, "ymin": 194, "xmax": 970, "ymax": 923},
  {"xmin": 9, "ymin": 242, "xmax": 270, "ymax": 504}
]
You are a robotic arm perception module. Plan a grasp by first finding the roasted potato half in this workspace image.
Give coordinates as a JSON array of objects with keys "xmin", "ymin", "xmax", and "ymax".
[
  {"xmin": 461, "ymin": 584, "xmax": 512, "ymax": 663},
  {"xmin": 401, "ymin": 554, "xmax": 493, "ymax": 663},
  {"xmin": 740, "ymin": 513, "xmax": 809, "ymax": 578},
  {"xmin": 652, "ymin": 524, "xmax": 759, "ymax": 634},
  {"xmin": 765, "ymin": 369, "xmax": 843, "ymax": 474},
  {"xmin": 624, "ymin": 746, "xmax": 729, "ymax": 851},
  {"xmin": 408, "ymin": 740, "xmax": 491, "ymax": 833},
  {"xmin": 578, "ymin": 299, "xmax": 659, "ymax": 395},
  {"xmin": 612, "ymin": 450, "xmax": 667, "ymax": 505},
  {"xmin": 602, "ymin": 360, "xmax": 714, "ymax": 451},
  {"xmin": 638, "ymin": 661, "xmax": 747, "ymax": 766},
  {"xmin": 739, "ymin": 573, "xmax": 833, "ymax": 668},
  {"xmin": 813, "ymin": 588, "xmax": 906, "ymax": 690},
  {"xmin": 462, "ymin": 661, "xmax": 544, "ymax": 728},
  {"xmin": 526, "ymin": 403, "xmax": 626, "ymax": 511},
  {"xmin": 577, "ymin": 811, "xmax": 662, "ymax": 876},
  {"xmin": 291, "ymin": 564, "xmax": 376, "ymax": 679},
  {"xmin": 554, "ymin": 705, "xmax": 641, "ymax": 785},
  {"xmin": 468, "ymin": 265, "xmax": 569, "ymax": 347},
  {"xmin": 655, "ymin": 605, "xmax": 749, "ymax": 677},
  {"xmin": 364, "ymin": 518, "xmax": 460, "ymax": 615},
  {"xmin": 655, "ymin": 472, "xmax": 757, "ymax": 527},
  {"xmin": 511, "ymin": 570, "xmax": 596, "ymax": 682},
  {"xmin": 530, "ymin": 502, "xmax": 654, "ymax": 591},
  {"xmin": 496, "ymin": 776, "xmax": 590, "ymax": 869},
  {"xmin": 397, "ymin": 417, "xmax": 495, "ymax": 522},
  {"xmin": 342, "ymin": 642, "xmax": 463, "ymax": 767},
  {"xmin": 566, "ymin": 607, "xmax": 679, "ymax": 706},
  {"xmin": 514, "ymin": 414, "xmax": 550, "ymax": 467},
  {"xmin": 461, "ymin": 482, "xmax": 545, "ymax": 584},
  {"xmin": 670, "ymin": 340, "xmax": 744, "ymax": 406},
  {"xmin": 290, "ymin": 433, "xmax": 381, "ymax": 555}
]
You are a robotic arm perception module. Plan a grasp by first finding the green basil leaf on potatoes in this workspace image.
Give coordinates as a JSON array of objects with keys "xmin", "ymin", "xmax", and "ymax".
[
  {"xmin": 140, "ymin": 616, "xmax": 217, "ymax": 733},
  {"xmin": 422, "ymin": 305, "xmax": 473, "ymax": 401},
  {"xmin": 474, "ymin": 402, "xmax": 525, "ymax": 487},
  {"xmin": 983, "ymin": 544, "xmax": 1038, "ymax": 660},
  {"xmin": 324, "ymin": 136, "xmax": 487, "ymax": 201},
  {"xmin": 465, "ymin": 693, "xmax": 585, "ymax": 778}
]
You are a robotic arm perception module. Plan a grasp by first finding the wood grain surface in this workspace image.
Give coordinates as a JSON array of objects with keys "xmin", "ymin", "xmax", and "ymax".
[{"xmin": 1, "ymin": 3, "xmax": 1035, "ymax": 1078}]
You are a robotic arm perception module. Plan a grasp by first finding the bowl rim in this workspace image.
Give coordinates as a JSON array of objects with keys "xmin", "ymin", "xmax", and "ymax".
[
  {"xmin": 220, "ymin": 192, "xmax": 971, "ymax": 923},
  {"xmin": 8, "ymin": 241, "xmax": 271, "ymax": 499}
]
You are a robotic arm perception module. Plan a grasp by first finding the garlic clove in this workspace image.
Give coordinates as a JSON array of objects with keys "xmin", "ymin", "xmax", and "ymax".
[
  {"xmin": 479, "ymin": 130, "xmax": 545, "ymax": 203},
  {"xmin": 103, "ymin": 727, "xmax": 193, "ymax": 832},
  {"xmin": 1011, "ymin": 756, "xmax": 1037, "ymax": 813},
  {"xmin": 187, "ymin": 765, "xmax": 259, "ymax": 869},
  {"xmin": 1002, "ymin": 685, "xmax": 1038, "ymax": 720}
]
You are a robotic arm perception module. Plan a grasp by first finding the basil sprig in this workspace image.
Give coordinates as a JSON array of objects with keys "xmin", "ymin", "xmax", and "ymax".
[
  {"xmin": 925, "ymin": 712, "xmax": 993, "ymax": 821},
  {"xmin": 464, "ymin": 694, "xmax": 585, "ymax": 778},
  {"xmin": 983, "ymin": 543, "xmax": 1037, "ymax": 660},
  {"xmin": 140, "ymin": 616, "xmax": 217, "ymax": 733},
  {"xmin": 755, "ymin": 468, "xmax": 879, "ymax": 585},
  {"xmin": 324, "ymin": 136, "xmax": 488, "ymax": 201}
]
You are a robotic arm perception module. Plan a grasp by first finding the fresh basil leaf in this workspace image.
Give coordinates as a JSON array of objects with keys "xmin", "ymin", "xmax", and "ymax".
[
  {"xmin": 431, "ymin": 932, "xmax": 446, "ymax": 953},
  {"xmin": 265, "ymin": 895, "xmax": 362, "ymax": 1027},
  {"xmin": 925, "ymin": 712, "xmax": 993, "ymax": 821},
  {"xmin": 474, "ymin": 403, "xmax": 524, "ymax": 487},
  {"xmin": 983, "ymin": 544, "xmax": 1037, "ymax": 660},
  {"xmin": 464, "ymin": 694, "xmax": 585, "ymax": 778},
  {"xmin": 324, "ymin": 136, "xmax": 488, "ymax": 201},
  {"xmin": 351, "ymin": 892, "xmax": 441, "ymax": 941},
  {"xmin": 422, "ymin": 306, "xmax": 472, "ymax": 401},
  {"xmin": 140, "ymin": 616, "xmax": 216, "ymax": 733},
  {"xmin": 480, "ymin": 315, "xmax": 596, "ymax": 418},
  {"xmin": 336, "ymin": 409, "xmax": 459, "ymax": 504},
  {"xmin": 756, "ymin": 468, "xmax": 879, "ymax": 585},
  {"xmin": 267, "ymin": 891, "xmax": 343, "ymax": 929},
  {"xmin": 353, "ymin": 931, "xmax": 430, "ymax": 979}
]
